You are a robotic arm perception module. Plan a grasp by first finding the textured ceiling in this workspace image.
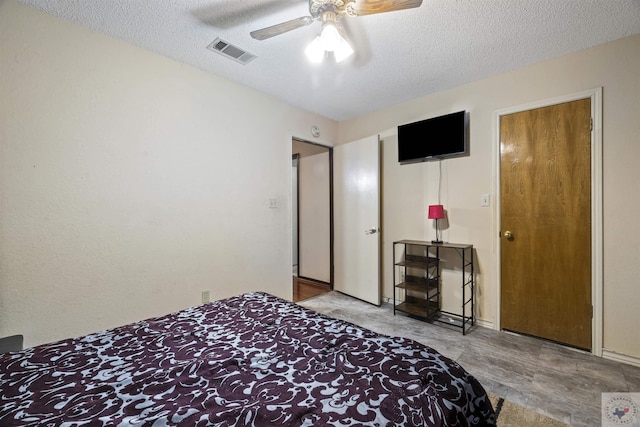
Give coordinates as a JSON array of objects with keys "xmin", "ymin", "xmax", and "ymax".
[{"xmin": 16, "ymin": 0, "xmax": 640, "ymax": 121}]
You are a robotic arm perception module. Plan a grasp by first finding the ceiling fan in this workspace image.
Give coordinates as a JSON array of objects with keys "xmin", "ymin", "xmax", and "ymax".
[{"xmin": 250, "ymin": 0, "xmax": 423, "ymax": 63}]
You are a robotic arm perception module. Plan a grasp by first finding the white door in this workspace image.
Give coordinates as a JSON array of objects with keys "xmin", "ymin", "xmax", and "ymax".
[{"xmin": 334, "ymin": 135, "xmax": 381, "ymax": 305}]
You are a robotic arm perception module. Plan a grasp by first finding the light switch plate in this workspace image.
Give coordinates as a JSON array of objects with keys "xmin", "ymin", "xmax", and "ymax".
[
  {"xmin": 201, "ymin": 290, "xmax": 210, "ymax": 303},
  {"xmin": 480, "ymin": 194, "xmax": 490, "ymax": 207}
]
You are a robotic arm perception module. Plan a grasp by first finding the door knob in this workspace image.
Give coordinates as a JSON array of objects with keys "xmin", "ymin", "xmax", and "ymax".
[
  {"xmin": 503, "ymin": 230, "xmax": 514, "ymax": 241},
  {"xmin": 365, "ymin": 227, "xmax": 379, "ymax": 235}
]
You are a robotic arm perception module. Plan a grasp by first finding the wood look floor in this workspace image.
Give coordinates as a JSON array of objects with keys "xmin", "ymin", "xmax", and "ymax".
[
  {"xmin": 292, "ymin": 277, "xmax": 330, "ymax": 302},
  {"xmin": 299, "ymin": 291, "xmax": 640, "ymax": 427}
]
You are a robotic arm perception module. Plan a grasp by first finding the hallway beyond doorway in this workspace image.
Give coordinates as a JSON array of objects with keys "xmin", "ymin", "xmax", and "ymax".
[{"xmin": 292, "ymin": 276, "xmax": 330, "ymax": 302}]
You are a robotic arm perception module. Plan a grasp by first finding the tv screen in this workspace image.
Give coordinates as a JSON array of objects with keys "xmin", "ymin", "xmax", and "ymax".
[{"xmin": 397, "ymin": 111, "xmax": 467, "ymax": 163}]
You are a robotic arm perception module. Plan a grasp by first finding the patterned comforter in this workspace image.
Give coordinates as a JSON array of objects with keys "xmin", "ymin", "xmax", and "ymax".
[{"xmin": 0, "ymin": 292, "xmax": 495, "ymax": 426}]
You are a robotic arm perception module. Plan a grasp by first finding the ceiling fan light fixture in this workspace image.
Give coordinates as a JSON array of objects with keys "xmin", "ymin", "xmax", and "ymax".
[
  {"xmin": 306, "ymin": 21, "xmax": 353, "ymax": 63},
  {"xmin": 252, "ymin": 0, "xmax": 424, "ymax": 64}
]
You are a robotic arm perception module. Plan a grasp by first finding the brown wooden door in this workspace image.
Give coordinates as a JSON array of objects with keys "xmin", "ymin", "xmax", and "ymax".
[{"xmin": 500, "ymin": 98, "xmax": 592, "ymax": 350}]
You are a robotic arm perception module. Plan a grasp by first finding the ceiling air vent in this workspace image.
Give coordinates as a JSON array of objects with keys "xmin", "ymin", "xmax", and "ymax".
[{"xmin": 206, "ymin": 38, "xmax": 256, "ymax": 65}]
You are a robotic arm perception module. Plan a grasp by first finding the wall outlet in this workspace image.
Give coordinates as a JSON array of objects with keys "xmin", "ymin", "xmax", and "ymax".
[
  {"xmin": 201, "ymin": 290, "xmax": 210, "ymax": 303},
  {"xmin": 268, "ymin": 198, "xmax": 279, "ymax": 209}
]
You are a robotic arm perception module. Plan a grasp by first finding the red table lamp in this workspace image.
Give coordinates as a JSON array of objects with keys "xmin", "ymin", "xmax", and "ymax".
[{"xmin": 428, "ymin": 204, "xmax": 445, "ymax": 243}]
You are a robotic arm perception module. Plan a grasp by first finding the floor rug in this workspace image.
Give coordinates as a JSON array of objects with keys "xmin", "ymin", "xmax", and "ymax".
[{"xmin": 488, "ymin": 393, "xmax": 571, "ymax": 426}]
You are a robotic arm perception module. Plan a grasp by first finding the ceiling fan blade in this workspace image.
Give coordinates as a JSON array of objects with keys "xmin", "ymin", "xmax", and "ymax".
[
  {"xmin": 349, "ymin": 0, "xmax": 423, "ymax": 16},
  {"xmin": 250, "ymin": 16, "xmax": 314, "ymax": 40}
]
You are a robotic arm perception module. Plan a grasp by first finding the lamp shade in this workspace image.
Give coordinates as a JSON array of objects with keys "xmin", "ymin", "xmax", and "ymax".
[
  {"xmin": 428, "ymin": 204, "xmax": 445, "ymax": 219},
  {"xmin": 305, "ymin": 36, "xmax": 325, "ymax": 63},
  {"xmin": 305, "ymin": 21, "xmax": 353, "ymax": 63}
]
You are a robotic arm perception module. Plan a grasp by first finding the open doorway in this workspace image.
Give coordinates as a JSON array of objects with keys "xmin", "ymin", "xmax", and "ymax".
[{"xmin": 292, "ymin": 138, "xmax": 332, "ymax": 302}]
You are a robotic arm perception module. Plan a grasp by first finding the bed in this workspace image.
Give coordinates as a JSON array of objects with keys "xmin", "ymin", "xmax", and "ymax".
[{"xmin": 0, "ymin": 292, "xmax": 495, "ymax": 426}]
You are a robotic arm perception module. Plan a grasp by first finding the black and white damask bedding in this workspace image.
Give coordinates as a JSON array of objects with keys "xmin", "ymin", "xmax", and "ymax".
[{"xmin": 0, "ymin": 292, "xmax": 495, "ymax": 426}]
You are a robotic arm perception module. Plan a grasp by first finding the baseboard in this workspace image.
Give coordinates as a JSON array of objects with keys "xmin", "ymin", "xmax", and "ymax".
[
  {"xmin": 475, "ymin": 318, "xmax": 494, "ymax": 330},
  {"xmin": 602, "ymin": 349, "xmax": 640, "ymax": 368},
  {"xmin": 381, "ymin": 301, "xmax": 638, "ymax": 366}
]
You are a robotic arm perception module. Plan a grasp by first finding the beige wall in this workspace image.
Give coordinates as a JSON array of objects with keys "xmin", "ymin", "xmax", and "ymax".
[
  {"xmin": 379, "ymin": 132, "xmax": 425, "ymax": 303},
  {"xmin": 3, "ymin": 0, "xmax": 639, "ymax": 363},
  {"xmin": 340, "ymin": 34, "xmax": 640, "ymax": 360},
  {"xmin": 0, "ymin": 1, "xmax": 338, "ymax": 347}
]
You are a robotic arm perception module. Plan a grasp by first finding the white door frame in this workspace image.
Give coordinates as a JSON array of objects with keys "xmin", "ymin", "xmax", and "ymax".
[{"xmin": 493, "ymin": 88, "xmax": 603, "ymax": 355}]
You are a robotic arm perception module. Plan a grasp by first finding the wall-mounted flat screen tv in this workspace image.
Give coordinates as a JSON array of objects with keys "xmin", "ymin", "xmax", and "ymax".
[{"xmin": 397, "ymin": 111, "xmax": 468, "ymax": 163}]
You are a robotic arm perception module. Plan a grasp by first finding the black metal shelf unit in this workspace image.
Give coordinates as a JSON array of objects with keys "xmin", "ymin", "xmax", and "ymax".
[{"xmin": 393, "ymin": 240, "xmax": 475, "ymax": 335}]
